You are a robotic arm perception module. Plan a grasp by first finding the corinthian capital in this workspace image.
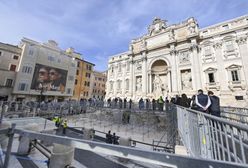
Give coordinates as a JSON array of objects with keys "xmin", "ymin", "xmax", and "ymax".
[
  {"xmin": 190, "ymin": 44, "xmax": 198, "ymax": 51},
  {"xmin": 170, "ymin": 49, "xmax": 178, "ymax": 55}
]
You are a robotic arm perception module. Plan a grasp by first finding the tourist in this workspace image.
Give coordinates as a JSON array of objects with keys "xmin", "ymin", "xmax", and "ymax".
[
  {"xmin": 180, "ymin": 93, "xmax": 190, "ymax": 108},
  {"xmin": 158, "ymin": 96, "xmax": 164, "ymax": 111},
  {"xmin": 208, "ymin": 91, "xmax": 221, "ymax": 117},
  {"xmin": 112, "ymin": 133, "xmax": 119, "ymax": 145},
  {"xmin": 195, "ymin": 89, "xmax": 211, "ymax": 113},
  {"xmin": 106, "ymin": 130, "xmax": 112, "ymax": 144}
]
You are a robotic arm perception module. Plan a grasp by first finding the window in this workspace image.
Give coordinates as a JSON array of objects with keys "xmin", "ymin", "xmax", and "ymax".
[
  {"xmin": 226, "ymin": 41, "xmax": 234, "ymax": 52},
  {"xmin": 71, "ymin": 63, "xmax": 76, "ymax": 67},
  {"xmin": 94, "ymin": 83, "xmax": 96, "ymax": 86},
  {"xmin": 117, "ymin": 80, "xmax": 121, "ymax": 89},
  {"xmin": 125, "ymin": 79, "xmax": 129, "ymax": 90},
  {"xmin": 85, "ymin": 73, "xmax": 91, "ymax": 78},
  {"xmin": 18, "ymin": 83, "xmax": 28, "ymax": 91},
  {"xmin": 67, "ymin": 88, "xmax": 71, "ymax": 94},
  {"xmin": 111, "ymin": 67, "xmax": 114, "ymax": 73},
  {"xmin": 0, "ymin": 51, "xmax": 2, "ymax": 56},
  {"xmin": 28, "ymin": 49, "xmax": 34, "ymax": 56},
  {"xmin": 75, "ymin": 79, "xmax": 78, "ymax": 85},
  {"xmin": 77, "ymin": 61, "xmax": 80, "ymax": 67},
  {"xmin": 10, "ymin": 64, "xmax": 17, "ymax": 71},
  {"xmin": 204, "ymin": 46, "xmax": 211, "ymax": 56},
  {"xmin": 88, "ymin": 82, "xmax": 90, "ymax": 86},
  {"xmin": 208, "ymin": 73, "xmax": 215, "ymax": 83},
  {"xmin": 231, "ymin": 70, "xmax": 239, "ymax": 81},
  {"xmin": 13, "ymin": 55, "xmax": 19, "ymax": 60},
  {"xmin": 48, "ymin": 56, "xmax": 55, "ymax": 61},
  {"xmin": 22, "ymin": 66, "xmax": 32, "ymax": 74},
  {"xmin": 68, "ymin": 75, "xmax": 74, "ymax": 81},
  {"xmin": 5, "ymin": 79, "xmax": 13, "ymax": 87},
  {"xmin": 76, "ymin": 70, "xmax": 79, "ymax": 75}
]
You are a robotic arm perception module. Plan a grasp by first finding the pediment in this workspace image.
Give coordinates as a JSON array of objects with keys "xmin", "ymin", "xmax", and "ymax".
[{"xmin": 204, "ymin": 67, "xmax": 217, "ymax": 72}]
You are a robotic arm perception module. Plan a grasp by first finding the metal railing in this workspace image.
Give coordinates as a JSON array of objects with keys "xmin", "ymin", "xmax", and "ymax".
[
  {"xmin": 221, "ymin": 106, "xmax": 248, "ymax": 124},
  {"xmin": 177, "ymin": 106, "xmax": 248, "ymax": 165},
  {"xmin": 0, "ymin": 124, "xmax": 247, "ymax": 168}
]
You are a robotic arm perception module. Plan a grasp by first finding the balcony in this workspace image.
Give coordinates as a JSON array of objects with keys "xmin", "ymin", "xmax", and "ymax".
[
  {"xmin": 228, "ymin": 80, "xmax": 246, "ymax": 90},
  {"xmin": 205, "ymin": 82, "xmax": 220, "ymax": 90}
]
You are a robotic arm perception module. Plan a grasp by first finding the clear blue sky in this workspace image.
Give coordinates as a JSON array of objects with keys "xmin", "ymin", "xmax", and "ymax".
[{"xmin": 0, "ymin": 0, "xmax": 248, "ymax": 71}]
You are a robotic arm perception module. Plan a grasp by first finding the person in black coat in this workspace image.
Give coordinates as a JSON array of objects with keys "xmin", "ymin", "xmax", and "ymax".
[
  {"xmin": 106, "ymin": 130, "xmax": 112, "ymax": 144},
  {"xmin": 208, "ymin": 91, "xmax": 221, "ymax": 117}
]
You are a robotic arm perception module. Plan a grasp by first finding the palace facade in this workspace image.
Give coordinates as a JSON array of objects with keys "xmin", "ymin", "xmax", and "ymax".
[{"xmin": 106, "ymin": 15, "xmax": 248, "ymax": 107}]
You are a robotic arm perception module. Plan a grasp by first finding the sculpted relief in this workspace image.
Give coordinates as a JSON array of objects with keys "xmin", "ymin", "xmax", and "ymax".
[{"xmin": 181, "ymin": 70, "xmax": 192, "ymax": 90}]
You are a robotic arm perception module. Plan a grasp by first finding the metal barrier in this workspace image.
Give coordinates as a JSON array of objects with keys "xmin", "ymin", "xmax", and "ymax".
[
  {"xmin": 0, "ymin": 124, "xmax": 247, "ymax": 168},
  {"xmin": 177, "ymin": 106, "xmax": 248, "ymax": 165},
  {"xmin": 221, "ymin": 106, "xmax": 248, "ymax": 124}
]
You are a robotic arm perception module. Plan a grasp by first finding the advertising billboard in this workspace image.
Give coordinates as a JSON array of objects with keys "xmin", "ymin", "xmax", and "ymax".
[{"xmin": 31, "ymin": 64, "xmax": 67, "ymax": 93}]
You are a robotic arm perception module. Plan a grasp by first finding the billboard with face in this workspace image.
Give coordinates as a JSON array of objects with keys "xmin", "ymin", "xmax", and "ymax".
[{"xmin": 31, "ymin": 64, "xmax": 67, "ymax": 93}]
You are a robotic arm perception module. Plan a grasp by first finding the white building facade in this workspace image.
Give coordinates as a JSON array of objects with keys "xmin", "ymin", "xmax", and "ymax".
[
  {"xmin": 12, "ymin": 38, "xmax": 78, "ymax": 102},
  {"xmin": 106, "ymin": 15, "xmax": 248, "ymax": 107}
]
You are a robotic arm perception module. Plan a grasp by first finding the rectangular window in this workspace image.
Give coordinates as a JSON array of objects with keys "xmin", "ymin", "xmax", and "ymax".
[
  {"xmin": 67, "ymin": 88, "xmax": 71, "ymax": 94},
  {"xmin": 76, "ymin": 70, "xmax": 79, "ymax": 75},
  {"xmin": 208, "ymin": 73, "xmax": 215, "ymax": 83},
  {"xmin": 28, "ymin": 49, "xmax": 34, "ymax": 56},
  {"xmin": 117, "ymin": 80, "xmax": 121, "ymax": 89},
  {"xmin": 48, "ymin": 56, "xmax": 55, "ymax": 61},
  {"xmin": 18, "ymin": 83, "xmax": 28, "ymax": 91},
  {"xmin": 10, "ymin": 64, "xmax": 17, "ymax": 71},
  {"xmin": 22, "ymin": 66, "xmax": 32, "ymax": 74},
  {"xmin": 204, "ymin": 46, "xmax": 211, "ymax": 56},
  {"xmin": 126, "ymin": 79, "xmax": 129, "ymax": 90},
  {"xmin": 0, "ymin": 51, "xmax": 2, "ymax": 56},
  {"xmin": 75, "ymin": 79, "xmax": 78, "ymax": 85},
  {"xmin": 68, "ymin": 75, "xmax": 74, "ymax": 81},
  {"xmin": 226, "ymin": 41, "xmax": 234, "ymax": 51},
  {"xmin": 13, "ymin": 55, "xmax": 19, "ymax": 60},
  {"xmin": 5, "ymin": 79, "xmax": 13, "ymax": 87},
  {"xmin": 231, "ymin": 70, "xmax": 239, "ymax": 81},
  {"xmin": 71, "ymin": 63, "xmax": 76, "ymax": 67},
  {"xmin": 77, "ymin": 61, "xmax": 80, "ymax": 67}
]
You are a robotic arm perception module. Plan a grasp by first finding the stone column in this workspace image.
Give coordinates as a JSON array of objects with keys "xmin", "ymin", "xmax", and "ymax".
[
  {"xmin": 191, "ymin": 41, "xmax": 202, "ymax": 90},
  {"xmin": 237, "ymin": 36, "xmax": 248, "ymax": 91},
  {"xmin": 149, "ymin": 72, "xmax": 152, "ymax": 93},
  {"xmin": 167, "ymin": 71, "xmax": 171, "ymax": 94},
  {"xmin": 141, "ymin": 52, "xmax": 147, "ymax": 96},
  {"xmin": 170, "ymin": 46, "xmax": 178, "ymax": 93},
  {"xmin": 129, "ymin": 58, "xmax": 134, "ymax": 98}
]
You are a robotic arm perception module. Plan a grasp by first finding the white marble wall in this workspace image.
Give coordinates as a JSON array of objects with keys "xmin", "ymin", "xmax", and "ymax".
[{"xmin": 106, "ymin": 15, "xmax": 248, "ymax": 107}]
